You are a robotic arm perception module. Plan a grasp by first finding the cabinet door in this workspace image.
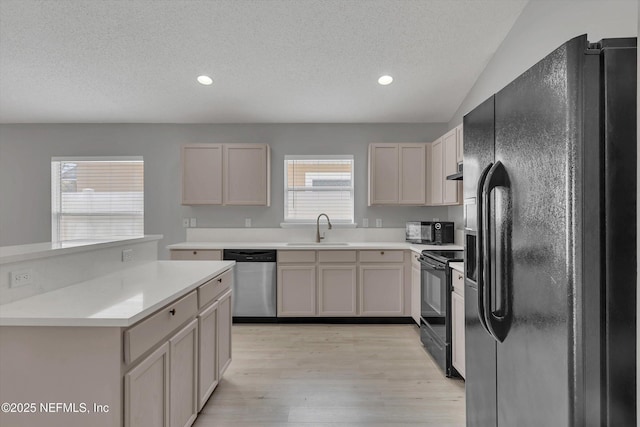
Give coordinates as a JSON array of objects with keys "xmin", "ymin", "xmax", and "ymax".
[
  {"xmin": 443, "ymin": 128, "xmax": 460, "ymax": 205},
  {"xmin": 430, "ymin": 138, "xmax": 443, "ymax": 205},
  {"xmin": 456, "ymin": 124, "xmax": 464, "ymax": 164},
  {"xmin": 359, "ymin": 265, "xmax": 404, "ymax": 316},
  {"xmin": 182, "ymin": 145, "xmax": 223, "ymax": 205},
  {"xmin": 198, "ymin": 301, "xmax": 218, "ymax": 411},
  {"xmin": 410, "ymin": 253, "xmax": 421, "ymax": 325},
  {"xmin": 399, "ymin": 144, "xmax": 426, "ymax": 205},
  {"xmin": 318, "ymin": 265, "xmax": 357, "ymax": 316},
  {"xmin": 217, "ymin": 289, "xmax": 233, "ymax": 377},
  {"xmin": 124, "ymin": 342, "xmax": 170, "ymax": 427},
  {"xmin": 223, "ymin": 144, "xmax": 270, "ymax": 205},
  {"xmin": 277, "ymin": 265, "xmax": 317, "ymax": 316},
  {"xmin": 368, "ymin": 144, "xmax": 399, "ymax": 205},
  {"xmin": 170, "ymin": 319, "xmax": 198, "ymax": 427},
  {"xmin": 452, "ymin": 291, "xmax": 466, "ymax": 378}
]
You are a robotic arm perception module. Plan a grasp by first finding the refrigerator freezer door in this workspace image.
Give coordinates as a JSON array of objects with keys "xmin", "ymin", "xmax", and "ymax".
[
  {"xmin": 464, "ymin": 283, "xmax": 497, "ymax": 427},
  {"xmin": 463, "ymin": 95, "xmax": 497, "ymax": 427},
  {"xmin": 491, "ymin": 35, "xmax": 587, "ymax": 426}
]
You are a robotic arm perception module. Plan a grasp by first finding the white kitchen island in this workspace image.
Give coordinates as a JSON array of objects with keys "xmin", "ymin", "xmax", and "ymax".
[{"xmin": 0, "ymin": 251, "xmax": 234, "ymax": 427}]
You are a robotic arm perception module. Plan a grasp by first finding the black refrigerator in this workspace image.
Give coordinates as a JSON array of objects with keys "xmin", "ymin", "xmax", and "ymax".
[{"xmin": 463, "ymin": 35, "xmax": 636, "ymax": 427}]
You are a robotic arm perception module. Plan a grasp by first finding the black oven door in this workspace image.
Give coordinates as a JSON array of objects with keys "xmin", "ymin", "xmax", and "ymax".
[
  {"xmin": 420, "ymin": 256, "xmax": 447, "ymax": 321},
  {"xmin": 419, "ymin": 255, "xmax": 452, "ymax": 375}
]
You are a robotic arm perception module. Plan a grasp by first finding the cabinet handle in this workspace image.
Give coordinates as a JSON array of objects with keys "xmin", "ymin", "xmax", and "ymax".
[
  {"xmin": 169, "ymin": 309, "xmax": 176, "ymax": 316},
  {"xmin": 218, "ymin": 278, "xmax": 222, "ymax": 283},
  {"xmin": 193, "ymin": 251, "xmax": 197, "ymax": 255}
]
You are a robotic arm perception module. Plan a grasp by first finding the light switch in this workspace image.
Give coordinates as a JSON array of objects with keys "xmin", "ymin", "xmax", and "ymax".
[
  {"xmin": 190, "ymin": 218, "xmax": 197, "ymax": 227},
  {"xmin": 376, "ymin": 219, "xmax": 382, "ymax": 228},
  {"xmin": 245, "ymin": 218, "xmax": 252, "ymax": 227},
  {"xmin": 362, "ymin": 218, "xmax": 369, "ymax": 228}
]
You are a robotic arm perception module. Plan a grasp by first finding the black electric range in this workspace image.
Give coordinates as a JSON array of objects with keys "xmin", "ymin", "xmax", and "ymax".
[{"xmin": 418, "ymin": 249, "xmax": 463, "ymax": 377}]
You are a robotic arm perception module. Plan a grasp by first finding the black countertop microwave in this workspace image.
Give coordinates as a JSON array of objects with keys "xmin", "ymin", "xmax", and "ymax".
[{"xmin": 406, "ymin": 221, "xmax": 455, "ymax": 245}]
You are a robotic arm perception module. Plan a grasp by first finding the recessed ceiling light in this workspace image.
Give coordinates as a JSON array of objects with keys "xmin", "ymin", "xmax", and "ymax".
[
  {"xmin": 378, "ymin": 75, "xmax": 393, "ymax": 85},
  {"xmin": 197, "ymin": 75, "xmax": 213, "ymax": 85}
]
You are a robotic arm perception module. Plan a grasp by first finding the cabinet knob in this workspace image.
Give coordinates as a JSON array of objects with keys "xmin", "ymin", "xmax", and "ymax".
[
  {"xmin": 218, "ymin": 278, "xmax": 222, "ymax": 283},
  {"xmin": 193, "ymin": 251, "xmax": 197, "ymax": 255},
  {"xmin": 380, "ymin": 251, "xmax": 385, "ymax": 255},
  {"xmin": 169, "ymin": 309, "xmax": 176, "ymax": 316}
]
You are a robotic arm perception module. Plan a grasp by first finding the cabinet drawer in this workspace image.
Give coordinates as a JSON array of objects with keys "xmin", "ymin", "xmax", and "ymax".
[
  {"xmin": 318, "ymin": 250, "xmax": 357, "ymax": 263},
  {"xmin": 359, "ymin": 250, "xmax": 404, "ymax": 263},
  {"xmin": 278, "ymin": 250, "xmax": 316, "ymax": 263},
  {"xmin": 198, "ymin": 268, "xmax": 233, "ymax": 309},
  {"xmin": 170, "ymin": 249, "xmax": 222, "ymax": 260},
  {"xmin": 124, "ymin": 291, "xmax": 198, "ymax": 364},
  {"xmin": 452, "ymin": 269, "xmax": 465, "ymax": 296}
]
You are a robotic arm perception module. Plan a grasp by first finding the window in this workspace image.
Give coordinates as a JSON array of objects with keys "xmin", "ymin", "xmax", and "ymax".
[
  {"xmin": 51, "ymin": 157, "xmax": 144, "ymax": 242},
  {"xmin": 284, "ymin": 155, "xmax": 354, "ymax": 224}
]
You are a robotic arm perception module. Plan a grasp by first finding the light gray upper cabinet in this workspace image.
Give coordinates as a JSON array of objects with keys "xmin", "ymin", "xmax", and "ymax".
[
  {"xmin": 182, "ymin": 144, "xmax": 223, "ymax": 205},
  {"xmin": 442, "ymin": 128, "xmax": 460, "ymax": 205},
  {"xmin": 456, "ymin": 124, "xmax": 464, "ymax": 164},
  {"xmin": 182, "ymin": 143, "xmax": 270, "ymax": 206},
  {"xmin": 368, "ymin": 143, "xmax": 427, "ymax": 206},
  {"xmin": 430, "ymin": 127, "xmax": 462, "ymax": 206},
  {"xmin": 430, "ymin": 137, "xmax": 444, "ymax": 205}
]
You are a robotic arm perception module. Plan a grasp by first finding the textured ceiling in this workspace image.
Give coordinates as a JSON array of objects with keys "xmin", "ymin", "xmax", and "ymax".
[{"xmin": 0, "ymin": 0, "xmax": 528, "ymax": 123}]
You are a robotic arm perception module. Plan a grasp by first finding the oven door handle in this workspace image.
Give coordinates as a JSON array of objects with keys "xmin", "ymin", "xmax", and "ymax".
[{"xmin": 418, "ymin": 257, "xmax": 446, "ymax": 271}]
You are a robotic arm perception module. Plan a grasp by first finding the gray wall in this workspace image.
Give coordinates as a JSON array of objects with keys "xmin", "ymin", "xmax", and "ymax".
[
  {"xmin": 0, "ymin": 123, "xmax": 452, "ymax": 258},
  {"xmin": 448, "ymin": 0, "xmax": 639, "ymax": 128}
]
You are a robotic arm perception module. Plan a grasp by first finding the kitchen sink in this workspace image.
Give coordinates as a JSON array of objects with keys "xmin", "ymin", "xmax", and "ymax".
[{"xmin": 286, "ymin": 242, "xmax": 350, "ymax": 246}]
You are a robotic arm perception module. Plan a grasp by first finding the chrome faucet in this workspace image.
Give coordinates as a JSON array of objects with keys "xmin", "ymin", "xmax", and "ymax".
[{"xmin": 316, "ymin": 213, "xmax": 332, "ymax": 243}]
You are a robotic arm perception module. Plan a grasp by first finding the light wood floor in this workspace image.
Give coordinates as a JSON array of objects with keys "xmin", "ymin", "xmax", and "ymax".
[{"xmin": 194, "ymin": 324, "xmax": 466, "ymax": 427}]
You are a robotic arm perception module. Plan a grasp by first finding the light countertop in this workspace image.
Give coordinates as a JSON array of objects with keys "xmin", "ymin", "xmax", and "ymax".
[
  {"xmin": 168, "ymin": 241, "xmax": 464, "ymax": 253},
  {"xmin": 449, "ymin": 262, "xmax": 464, "ymax": 273},
  {"xmin": 0, "ymin": 235, "xmax": 163, "ymax": 264},
  {"xmin": 0, "ymin": 260, "xmax": 234, "ymax": 327}
]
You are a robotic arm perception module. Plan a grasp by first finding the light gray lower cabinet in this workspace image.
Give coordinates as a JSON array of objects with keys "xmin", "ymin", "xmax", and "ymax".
[
  {"xmin": 318, "ymin": 265, "xmax": 357, "ymax": 316},
  {"xmin": 216, "ymin": 289, "xmax": 233, "ymax": 376},
  {"xmin": 170, "ymin": 319, "xmax": 198, "ymax": 427},
  {"xmin": 359, "ymin": 265, "xmax": 404, "ymax": 316},
  {"xmin": 198, "ymin": 301, "xmax": 219, "ymax": 411},
  {"xmin": 124, "ymin": 342, "xmax": 170, "ymax": 427},
  {"xmin": 410, "ymin": 252, "xmax": 421, "ymax": 325},
  {"xmin": 277, "ymin": 250, "xmax": 408, "ymax": 317},
  {"xmin": 125, "ymin": 273, "xmax": 233, "ymax": 427}
]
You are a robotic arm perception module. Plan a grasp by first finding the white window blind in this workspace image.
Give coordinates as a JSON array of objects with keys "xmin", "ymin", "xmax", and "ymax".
[
  {"xmin": 51, "ymin": 157, "xmax": 144, "ymax": 242},
  {"xmin": 284, "ymin": 155, "xmax": 354, "ymax": 223}
]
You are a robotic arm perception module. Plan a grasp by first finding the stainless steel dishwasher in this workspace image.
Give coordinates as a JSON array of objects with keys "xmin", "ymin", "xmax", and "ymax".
[{"xmin": 223, "ymin": 249, "xmax": 277, "ymax": 320}]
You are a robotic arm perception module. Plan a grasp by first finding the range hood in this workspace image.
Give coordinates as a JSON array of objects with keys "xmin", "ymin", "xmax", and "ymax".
[{"xmin": 446, "ymin": 163, "xmax": 463, "ymax": 181}]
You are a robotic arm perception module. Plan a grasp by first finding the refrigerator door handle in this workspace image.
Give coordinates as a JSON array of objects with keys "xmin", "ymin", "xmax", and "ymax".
[
  {"xmin": 482, "ymin": 160, "xmax": 512, "ymax": 343},
  {"xmin": 476, "ymin": 162, "xmax": 493, "ymax": 337}
]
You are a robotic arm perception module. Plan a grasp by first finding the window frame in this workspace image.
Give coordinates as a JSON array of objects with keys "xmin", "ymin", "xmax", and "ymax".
[
  {"xmin": 283, "ymin": 154, "xmax": 355, "ymax": 225},
  {"xmin": 51, "ymin": 155, "xmax": 144, "ymax": 243}
]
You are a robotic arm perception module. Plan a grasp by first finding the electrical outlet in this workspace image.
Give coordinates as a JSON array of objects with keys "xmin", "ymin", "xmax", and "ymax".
[
  {"xmin": 122, "ymin": 249, "xmax": 133, "ymax": 263},
  {"xmin": 190, "ymin": 218, "xmax": 197, "ymax": 227},
  {"xmin": 245, "ymin": 218, "xmax": 252, "ymax": 227},
  {"xmin": 362, "ymin": 218, "xmax": 369, "ymax": 228},
  {"xmin": 10, "ymin": 269, "xmax": 34, "ymax": 287},
  {"xmin": 376, "ymin": 218, "xmax": 382, "ymax": 228},
  {"xmin": 182, "ymin": 218, "xmax": 190, "ymax": 228}
]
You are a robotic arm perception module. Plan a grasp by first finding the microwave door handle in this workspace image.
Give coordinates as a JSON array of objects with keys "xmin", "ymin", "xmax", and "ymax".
[
  {"xmin": 476, "ymin": 162, "xmax": 493, "ymax": 337},
  {"xmin": 482, "ymin": 161, "xmax": 512, "ymax": 343}
]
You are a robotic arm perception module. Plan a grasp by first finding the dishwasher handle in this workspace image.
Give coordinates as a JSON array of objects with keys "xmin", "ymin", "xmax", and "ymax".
[{"xmin": 223, "ymin": 249, "xmax": 277, "ymax": 262}]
